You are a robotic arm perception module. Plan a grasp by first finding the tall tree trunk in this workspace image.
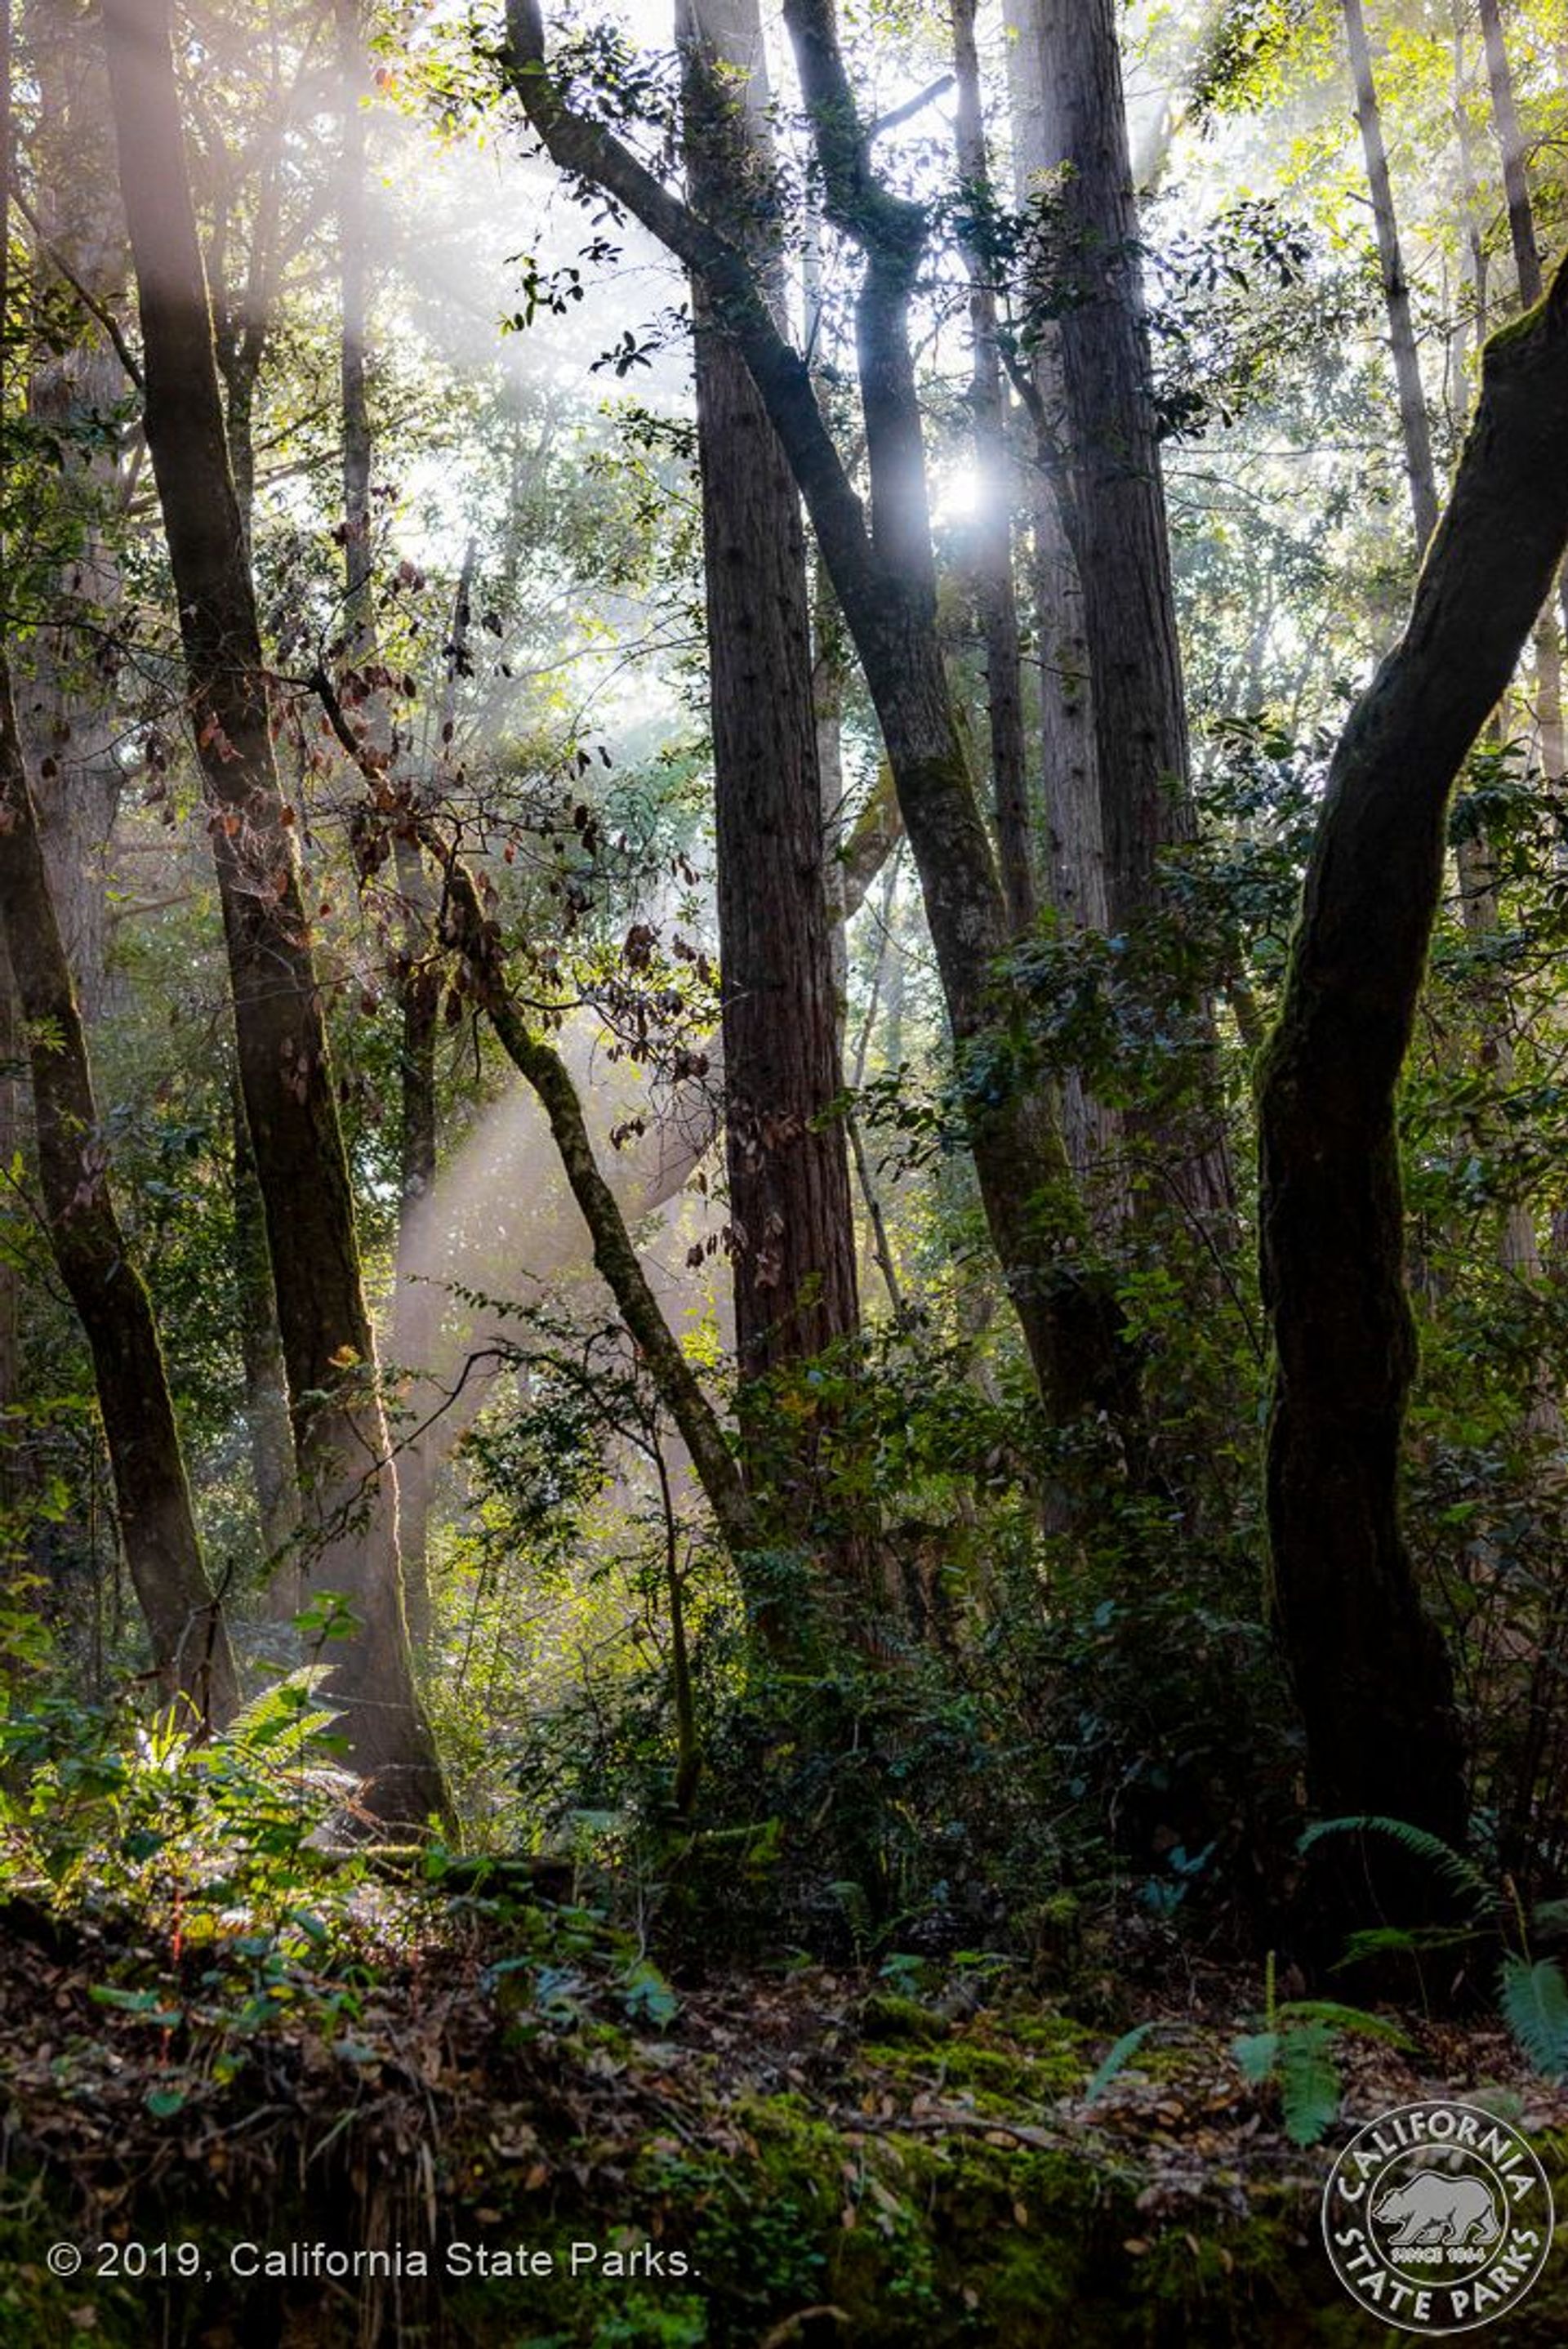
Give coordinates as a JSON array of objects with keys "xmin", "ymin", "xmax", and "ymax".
[
  {"xmin": 1001, "ymin": 0, "xmax": 1116, "ymax": 1210},
  {"xmin": 100, "ymin": 0, "xmax": 443, "ymax": 1826},
  {"xmin": 1343, "ymin": 0, "xmax": 1441, "ymax": 550},
  {"xmin": 1029, "ymin": 0, "xmax": 1192, "ymax": 933},
  {"xmin": 951, "ymin": 0, "xmax": 1035, "ymax": 938},
  {"xmin": 2, "ymin": 0, "xmax": 231, "ymax": 1720},
  {"xmin": 678, "ymin": 0, "xmax": 861, "ymax": 1412},
  {"xmin": 1257, "ymin": 254, "xmax": 1568, "ymax": 1849},
  {"xmin": 201, "ymin": 167, "xmax": 303, "ymax": 1580},
  {"xmin": 506, "ymin": 1, "xmax": 1119, "ymax": 1425},
  {"xmin": 1478, "ymin": 0, "xmax": 1543, "ymax": 308}
]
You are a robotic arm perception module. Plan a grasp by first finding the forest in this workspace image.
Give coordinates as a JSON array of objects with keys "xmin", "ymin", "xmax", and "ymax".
[{"xmin": 4, "ymin": 0, "xmax": 1568, "ymax": 2338}]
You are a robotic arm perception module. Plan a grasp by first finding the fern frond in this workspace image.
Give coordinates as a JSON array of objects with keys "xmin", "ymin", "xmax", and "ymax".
[
  {"xmin": 1499, "ymin": 1955, "xmax": 1568, "ymax": 2078},
  {"xmin": 1084, "ymin": 2022, "xmax": 1154, "ymax": 2105},
  {"xmin": 1277, "ymin": 2021, "xmax": 1341, "ymax": 2146},
  {"xmin": 1299, "ymin": 1815, "xmax": 1492, "ymax": 1917},
  {"xmin": 1276, "ymin": 1999, "xmax": 1413, "ymax": 2049}
]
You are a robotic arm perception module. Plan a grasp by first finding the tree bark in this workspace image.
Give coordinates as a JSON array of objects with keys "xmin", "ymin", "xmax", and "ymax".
[
  {"xmin": 231, "ymin": 1074, "xmax": 299, "ymax": 1593},
  {"xmin": 1257, "ymin": 254, "xmax": 1568, "ymax": 1844},
  {"xmin": 503, "ymin": 0, "xmax": 1106, "ymax": 1423},
  {"xmin": 1472, "ymin": 0, "xmax": 1565, "ymax": 789},
  {"xmin": 678, "ymin": 0, "xmax": 861, "ymax": 1410},
  {"xmin": 100, "ymin": 0, "xmax": 443, "ymax": 1826},
  {"xmin": 951, "ymin": 0, "xmax": 1035, "ymax": 938},
  {"xmin": 1029, "ymin": 0, "xmax": 1192, "ymax": 934}
]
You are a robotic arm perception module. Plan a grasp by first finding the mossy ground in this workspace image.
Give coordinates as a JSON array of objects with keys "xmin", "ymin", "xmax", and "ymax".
[{"xmin": 7, "ymin": 1901, "xmax": 1568, "ymax": 2347}]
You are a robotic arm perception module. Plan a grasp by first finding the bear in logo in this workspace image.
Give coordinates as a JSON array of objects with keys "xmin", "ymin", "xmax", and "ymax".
[{"xmin": 1374, "ymin": 2171, "xmax": 1501, "ymax": 2251}]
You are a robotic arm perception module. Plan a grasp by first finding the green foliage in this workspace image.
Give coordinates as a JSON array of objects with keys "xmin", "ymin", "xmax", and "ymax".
[
  {"xmin": 1230, "ymin": 1955, "xmax": 1405, "ymax": 2146},
  {"xmin": 1499, "ymin": 1955, "xmax": 1568, "ymax": 2079}
]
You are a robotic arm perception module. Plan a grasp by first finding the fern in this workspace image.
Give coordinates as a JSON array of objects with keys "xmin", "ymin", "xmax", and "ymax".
[
  {"xmin": 1276, "ymin": 2021, "xmax": 1341, "ymax": 2146},
  {"xmin": 1232, "ymin": 2022, "xmax": 1343, "ymax": 2143},
  {"xmin": 1499, "ymin": 1955, "xmax": 1568, "ymax": 2078},
  {"xmin": 1276, "ymin": 1999, "xmax": 1413, "ymax": 2050},
  {"xmin": 1084, "ymin": 2022, "xmax": 1154, "ymax": 2105},
  {"xmin": 1299, "ymin": 1815, "xmax": 1493, "ymax": 1919}
]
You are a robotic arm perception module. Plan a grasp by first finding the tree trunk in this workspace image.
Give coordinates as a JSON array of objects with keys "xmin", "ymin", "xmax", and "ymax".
[
  {"xmin": 678, "ymin": 0, "xmax": 861, "ymax": 1415},
  {"xmin": 100, "ymin": 0, "xmax": 443, "ymax": 1827},
  {"xmin": 504, "ymin": 1, "xmax": 1120, "ymax": 1423},
  {"xmin": 1029, "ymin": 0, "xmax": 1192, "ymax": 934},
  {"xmin": 231, "ymin": 1075, "xmax": 299, "ymax": 1597},
  {"xmin": 1478, "ymin": 0, "xmax": 1543, "ymax": 309},
  {"xmin": 1001, "ymin": 0, "xmax": 1117, "ymax": 1211},
  {"xmin": 0, "ymin": 665, "xmax": 236, "ymax": 1723},
  {"xmin": 1257, "ymin": 254, "xmax": 1568, "ymax": 1847},
  {"xmin": 951, "ymin": 0, "xmax": 1035, "ymax": 938},
  {"xmin": 1343, "ymin": 0, "xmax": 1442, "ymax": 551}
]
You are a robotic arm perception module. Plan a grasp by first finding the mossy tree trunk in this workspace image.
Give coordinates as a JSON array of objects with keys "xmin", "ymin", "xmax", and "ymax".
[{"xmin": 1258, "ymin": 256, "xmax": 1568, "ymax": 1845}]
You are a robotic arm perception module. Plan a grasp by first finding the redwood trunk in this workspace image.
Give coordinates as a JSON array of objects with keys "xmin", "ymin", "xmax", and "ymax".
[
  {"xmin": 679, "ymin": 0, "xmax": 860, "ymax": 1397},
  {"xmin": 100, "ymin": 0, "xmax": 442, "ymax": 1825},
  {"xmin": 951, "ymin": 0, "xmax": 1035, "ymax": 938},
  {"xmin": 1031, "ymin": 0, "xmax": 1192, "ymax": 932}
]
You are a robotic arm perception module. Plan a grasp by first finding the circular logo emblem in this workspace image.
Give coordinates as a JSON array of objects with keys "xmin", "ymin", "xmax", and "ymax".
[{"xmin": 1323, "ymin": 2100, "xmax": 1554, "ymax": 2333}]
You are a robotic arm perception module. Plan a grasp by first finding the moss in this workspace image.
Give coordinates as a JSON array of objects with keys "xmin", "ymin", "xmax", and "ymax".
[
  {"xmin": 860, "ymin": 2008, "xmax": 1095, "ymax": 2108},
  {"xmin": 859, "ymin": 1991, "xmax": 951, "ymax": 2044}
]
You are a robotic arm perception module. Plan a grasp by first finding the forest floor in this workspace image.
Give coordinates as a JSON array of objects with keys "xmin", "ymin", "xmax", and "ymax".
[{"xmin": 3, "ymin": 1879, "xmax": 1567, "ymax": 2347}]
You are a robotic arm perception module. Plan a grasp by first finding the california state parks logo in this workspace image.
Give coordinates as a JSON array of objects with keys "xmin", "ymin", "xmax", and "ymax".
[{"xmin": 1323, "ymin": 2100, "xmax": 1554, "ymax": 2333}]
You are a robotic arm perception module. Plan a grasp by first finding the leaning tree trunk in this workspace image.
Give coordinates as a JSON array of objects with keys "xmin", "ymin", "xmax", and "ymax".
[
  {"xmin": 677, "ymin": 0, "xmax": 861, "ymax": 1414},
  {"xmin": 2, "ymin": 0, "xmax": 230, "ymax": 1722},
  {"xmin": 1354, "ymin": 2, "xmax": 1540, "ymax": 1285},
  {"xmin": 1258, "ymin": 253, "xmax": 1568, "ymax": 1850},
  {"xmin": 100, "ymin": 0, "xmax": 443, "ymax": 1827}
]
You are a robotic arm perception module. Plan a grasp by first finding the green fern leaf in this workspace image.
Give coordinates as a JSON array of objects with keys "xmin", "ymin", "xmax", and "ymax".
[
  {"xmin": 1276, "ymin": 1999, "xmax": 1413, "ymax": 2049},
  {"xmin": 1084, "ymin": 2022, "xmax": 1154, "ymax": 2105},
  {"xmin": 1499, "ymin": 1955, "xmax": 1568, "ymax": 2078},
  {"xmin": 1299, "ymin": 1815, "xmax": 1492, "ymax": 1918},
  {"xmin": 1276, "ymin": 2021, "xmax": 1341, "ymax": 2146},
  {"xmin": 1232, "ymin": 2029, "xmax": 1280, "ymax": 2085}
]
